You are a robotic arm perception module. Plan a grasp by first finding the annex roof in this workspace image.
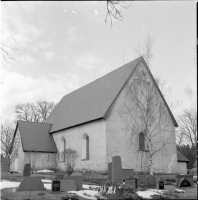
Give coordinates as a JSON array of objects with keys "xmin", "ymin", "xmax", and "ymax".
[
  {"xmin": 177, "ymin": 150, "xmax": 189, "ymax": 162},
  {"xmin": 45, "ymin": 56, "xmax": 178, "ymax": 133},
  {"xmin": 15, "ymin": 121, "xmax": 57, "ymax": 153}
]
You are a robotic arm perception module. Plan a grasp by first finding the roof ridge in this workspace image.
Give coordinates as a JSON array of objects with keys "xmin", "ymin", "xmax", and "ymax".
[
  {"xmin": 46, "ymin": 56, "xmax": 145, "ymax": 132},
  {"xmin": 18, "ymin": 120, "xmax": 52, "ymax": 125}
]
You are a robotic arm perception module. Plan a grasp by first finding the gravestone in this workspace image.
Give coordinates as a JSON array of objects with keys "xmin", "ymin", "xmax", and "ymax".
[
  {"xmin": 112, "ymin": 156, "xmax": 123, "ymax": 182},
  {"xmin": 51, "ymin": 177, "xmax": 61, "ymax": 194},
  {"xmin": 146, "ymin": 175, "xmax": 156, "ymax": 189},
  {"xmin": 158, "ymin": 178, "xmax": 164, "ymax": 190},
  {"xmin": 122, "ymin": 169, "xmax": 134, "ymax": 179},
  {"xmin": 1, "ymin": 157, "xmax": 9, "ymax": 179},
  {"xmin": 55, "ymin": 171, "xmax": 65, "ymax": 180},
  {"xmin": 179, "ymin": 177, "xmax": 191, "ymax": 187},
  {"xmin": 108, "ymin": 162, "xmax": 112, "ymax": 181},
  {"xmin": 65, "ymin": 172, "xmax": 82, "ymax": 190},
  {"xmin": 60, "ymin": 180, "xmax": 77, "ymax": 192},
  {"xmin": 23, "ymin": 163, "xmax": 31, "ymax": 177},
  {"xmin": 176, "ymin": 174, "xmax": 193, "ymax": 187},
  {"xmin": 124, "ymin": 177, "xmax": 137, "ymax": 189},
  {"xmin": 138, "ymin": 175, "xmax": 147, "ymax": 188},
  {"xmin": 18, "ymin": 177, "xmax": 46, "ymax": 191}
]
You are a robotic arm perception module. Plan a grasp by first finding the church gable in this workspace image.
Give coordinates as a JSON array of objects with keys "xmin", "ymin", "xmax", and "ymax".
[{"xmin": 105, "ymin": 60, "xmax": 178, "ymax": 173}]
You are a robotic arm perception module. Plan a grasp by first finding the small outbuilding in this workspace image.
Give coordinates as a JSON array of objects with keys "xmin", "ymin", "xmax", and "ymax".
[{"xmin": 177, "ymin": 150, "xmax": 189, "ymax": 174}]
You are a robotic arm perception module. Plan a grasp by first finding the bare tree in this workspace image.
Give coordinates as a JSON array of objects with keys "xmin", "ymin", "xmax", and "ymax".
[
  {"xmin": 15, "ymin": 101, "xmax": 56, "ymax": 123},
  {"xmin": 1, "ymin": 38, "xmax": 17, "ymax": 63},
  {"xmin": 134, "ymin": 32, "xmax": 182, "ymax": 112},
  {"xmin": 62, "ymin": 148, "xmax": 78, "ymax": 176},
  {"xmin": 176, "ymin": 129, "xmax": 186, "ymax": 147},
  {"xmin": 184, "ymin": 86, "xmax": 197, "ymax": 109},
  {"xmin": 134, "ymin": 32, "xmax": 155, "ymax": 69},
  {"xmin": 105, "ymin": 1, "xmax": 131, "ymax": 28},
  {"xmin": 178, "ymin": 108, "xmax": 197, "ymax": 164},
  {"xmin": 46, "ymin": 152, "xmax": 60, "ymax": 172},
  {"xmin": 0, "ymin": 119, "xmax": 19, "ymax": 169},
  {"xmin": 176, "ymin": 86, "xmax": 197, "ymax": 148},
  {"xmin": 118, "ymin": 66, "xmax": 176, "ymax": 175},
  {"xmin": 25, "ymin": 152, "xmax": 41, "ymax": 173}
]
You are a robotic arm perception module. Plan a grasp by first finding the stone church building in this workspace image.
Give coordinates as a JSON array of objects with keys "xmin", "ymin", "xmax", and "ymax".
[{"xmin": 10, "ymin": 57, "xmax": 181, "ymax": 174}]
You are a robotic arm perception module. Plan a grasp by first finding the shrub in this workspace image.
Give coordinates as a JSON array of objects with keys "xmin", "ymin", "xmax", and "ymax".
[{"xmin": 62, "ymin": 148, "xmax": 78, "ymax": 176}]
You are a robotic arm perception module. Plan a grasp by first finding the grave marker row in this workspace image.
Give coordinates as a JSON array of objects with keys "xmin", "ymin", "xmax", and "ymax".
[{"xmin": 108, "ymin": 156, "xmax": 156, "ymax": 189}]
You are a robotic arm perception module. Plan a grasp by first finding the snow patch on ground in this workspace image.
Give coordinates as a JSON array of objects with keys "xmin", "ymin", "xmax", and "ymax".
[
  {"xmin": 0, "ymin": 181, "xmax": 20, "ymax": 190},
  {"xmin": 137, "ymin": 190, "xmax": 163, "ymax": 199},
  {"xmin": 68, "ymin": 190, "xmax": 98, "ymax": 200},
  {"xmin": 83, "ymin": 184, "xmax": 100, "ymax": 189},
  {"xmin": 36, "ymin": 169, "xmax": 54, "ymax": 173}
]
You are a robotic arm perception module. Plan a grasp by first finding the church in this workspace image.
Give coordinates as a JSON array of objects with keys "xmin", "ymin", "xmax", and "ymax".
[{"xmin": 10, "ymin": 57, "xmax": 180, "ymax": 174}]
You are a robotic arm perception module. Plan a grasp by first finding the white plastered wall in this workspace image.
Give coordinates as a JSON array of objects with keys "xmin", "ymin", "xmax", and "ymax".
[
  {"xmin": 52, "ymin": 119, "xmax": 107, "ymax": 172},
  {"xmin": 177, "ymin": 162, "xmax": 188, "ymax": 174},
  {"xmin": 10, "ymin": 128, "xmax": 24, "ymax": 172},
  {"xmin": 24, "ymin": 152, "xmax": 56, "ymax": 171},
  {"xmin": 106, "ymin": 61, "xmax": 178, "ymax": 173}
]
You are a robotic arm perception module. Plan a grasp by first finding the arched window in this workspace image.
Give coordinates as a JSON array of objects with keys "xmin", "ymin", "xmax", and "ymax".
[
  {"xmin": 59, "ymin": 137, "xmax": 66, "ymax": 162},
  {"xmin": 82, "ymin": 134, "xmax": 89, "ymax": 160},
  {"xmin": 139, "ymin": 132, "xmax": 145, "ymax": 150}
]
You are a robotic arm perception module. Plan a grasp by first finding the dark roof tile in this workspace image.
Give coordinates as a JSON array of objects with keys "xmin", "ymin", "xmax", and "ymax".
[
  {"xmin": 18, "ymin": 121, "xmax": 57, "ymax": 153},
  {"xmin": 46, "ymin": 57, "xmax": 141, "ymax": 133}
]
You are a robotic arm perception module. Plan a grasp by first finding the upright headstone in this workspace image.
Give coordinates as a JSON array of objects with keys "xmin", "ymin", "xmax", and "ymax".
[
  {"xmin": 1, "ymin": 157, "xmax": 9, "ymax": 179},
  {"xmin": 55, "ymin": 171, "xmax": 65, "ymax": 180},
  {"xmin": 158, "ymin": 178, "xmax": 164, "ymax": 190},
  {"xmin": 124, "ymin": 177, "xmax": 138, "ymax": 189},
  {"xmin": 146, "ymin": 175, "xmax": 156, "ymax": 189},
  {"xmin": 108, "ymin": 162, "xmax": 112, "ymax": 181},
  {"xmin": 66, "ymin": 172, "xmax": 82, "ymax": 190},
  {"xmin": 23, "ymin": 163, "xmax": 31, "ymax": 177},
  {"xmin": 112, "ymin": 156, "xmax": 123, "ymax": 182},
  {"xmin": 179, "ymin": 177, "xmax": 191, "ymax": 187},
  {"xmin": 176, "ymin": 174, "xmax": 193, "ymax": 187},
  {"xmin": 51, "ymin": 177, "xmax": 61, "ymax": 194},
  {"xmin": 122, "ymin": 169, "xmax": 134, "ymax": 179},
  {"xmin": 60, "ymin": 180, "xmax": 77, "ymax": 192},
  {"xmin": 138, "ymin": 175, "xmax": 147, "ymax": 188}
]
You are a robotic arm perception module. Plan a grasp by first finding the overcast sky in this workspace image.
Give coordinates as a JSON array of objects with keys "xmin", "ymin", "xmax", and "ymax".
[{"xmin": 0, "ymin": 1, "xmax": 196, "ymax": 121}]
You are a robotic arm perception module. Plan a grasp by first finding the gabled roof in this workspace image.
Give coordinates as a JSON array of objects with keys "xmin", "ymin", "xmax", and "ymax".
[
  {"xmin": 14, "ymin": 121, "xmax": 57, "ymax": 153},
  {"xmin": 46, "ymin": 57, "xmax": 141, "ymax": 133},
  {"xmin": 46, "ymin": 56, "xmax": 178, "ymax": 133},
  {"xmin": 177, "ymin": 150, "xmax": 189, "ymax": 162}
]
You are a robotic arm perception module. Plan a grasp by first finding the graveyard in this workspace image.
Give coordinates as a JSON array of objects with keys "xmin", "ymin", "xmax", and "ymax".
[{"xmin": 1, "ymin": 156, "xmax": 197, "ymax": 200}]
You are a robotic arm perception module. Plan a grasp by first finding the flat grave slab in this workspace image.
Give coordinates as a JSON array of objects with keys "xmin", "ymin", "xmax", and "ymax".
[{"xmin": 17, "ymin": 177, "xmax": 46, "ymax": 191}]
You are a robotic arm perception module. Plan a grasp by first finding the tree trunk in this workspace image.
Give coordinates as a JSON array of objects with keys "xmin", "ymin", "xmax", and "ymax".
[{"xmin": 149, "ymin": 157, "xmax": 153, "ymax": 175}]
